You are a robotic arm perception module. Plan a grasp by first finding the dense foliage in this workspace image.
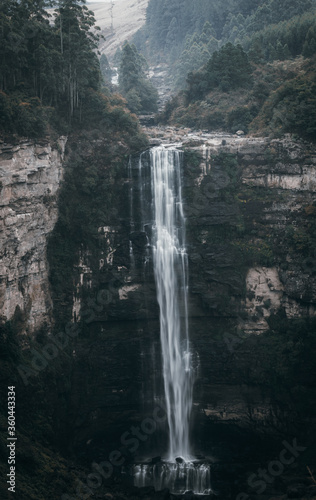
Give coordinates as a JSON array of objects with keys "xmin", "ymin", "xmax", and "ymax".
[
  {"xmin": 0, "ymin": 0, "xmax": 137, "ymax": 137},
  {"xmin": 151, "ymin": 0, "xmax": 316, "ymax": 141},
  {"xmin": 251, "ymin": 58, "xmax": 316, "ymax": 141},
  {"xmin": 134, "ymin": 0, "xmax": 316, "ymax": 89},
  {"xmin": 160, "ymin": 56, "xmax": 316, "ymax": 141},
  {"xmin": 186, "ymin": 43, "xmax": 252, "ymax": 100},
  {"xmin": 118, "ymin": 42, "xmax": 158, "ymax": 114},
  {"xmin": 100, "ymin": 53, "xmax": 112, "ymax": 86}
]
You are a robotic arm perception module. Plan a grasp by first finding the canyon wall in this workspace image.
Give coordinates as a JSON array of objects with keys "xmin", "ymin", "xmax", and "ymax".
[
  {"xmin": 60, "ymin": 132, "xmax": 316, "ymax": 459},
  {"xmin": 2, "ymin": 131, "xmax": 315, "ymax": 461},
  {"xmin": 0, "ymin": 137, "xmax": 67, "ymax": 333}
]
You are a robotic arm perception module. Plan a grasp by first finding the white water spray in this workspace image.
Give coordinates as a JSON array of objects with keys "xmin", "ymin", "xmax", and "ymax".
[{"xmin": 151, "ymin": 147, "xmax": 194, "ymax": 461}]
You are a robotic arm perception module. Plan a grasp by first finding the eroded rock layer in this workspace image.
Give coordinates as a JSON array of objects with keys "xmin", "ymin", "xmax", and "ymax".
[{"xmin": 0, "ymin": 137, "xmax": 67, "ymax": 332}]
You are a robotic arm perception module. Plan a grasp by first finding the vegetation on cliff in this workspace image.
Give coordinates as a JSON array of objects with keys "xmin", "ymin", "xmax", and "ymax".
[
  {"xmin": 0, "ymin": 0, "xmax": 148, "ymax": 138},
  {"xmin": 160, "ymin": 53, "xmax": 316, "ymax": 141}
]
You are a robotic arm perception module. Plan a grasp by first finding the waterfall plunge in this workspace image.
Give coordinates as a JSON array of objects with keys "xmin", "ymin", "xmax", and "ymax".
[
  {"xmin": 151, "ymin": 147, "xmax": 193, "ymax": 462},
  {"xmin": 132, "ymin": 146, "xmax": 211, "ymax": 495}
]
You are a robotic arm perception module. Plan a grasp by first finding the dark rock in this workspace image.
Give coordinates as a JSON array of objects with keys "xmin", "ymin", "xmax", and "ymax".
[
  {"xmin": 139, "ymin": 486, "xmax": 156, "ymax": 497},
  {"xmin": 150, "ymin": 139, "xmax": 162, "ymax": 146},
  {"xmin": 307, "ymin": 485, "xmax": 316, "ymax": 497},
  {"xmin": 152, "ymin": 456, "xmax": 162, "ymax": 464},
  {"xmin": 287, "ymin": 484, "xmax": 306, "ymax": 498},
  {"xmin": 155, "ymin": 489, "xmax": 170, "ymax": 499},
  {"xmin": 59, "ymin": 134, "xmax": 316, "ymax": 471},
  {"xmin": 139, "ymin": 114, "xmax": 156, "ymax": 126},
  {"xmin": 183, "ymin": 490, "xmax": 195, "ymax": 499},
  {"xmin": 129, "ymin": 231, "xmax": 148, "ymax": 248},
  {"xmin": 175, "ymin": 457, "xmax": 184, "ymax": 464}
]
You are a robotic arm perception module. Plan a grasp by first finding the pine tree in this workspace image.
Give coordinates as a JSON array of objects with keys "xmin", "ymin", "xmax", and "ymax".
[
  {"xmin": 100, "ymin": 53, "xmax": 112, "ymax": 84},
  {"xmin": 54, "ymin": 0, "xmax": 101, "ymax": 121},
  {"xmin": 119, "ymin": 42, "xmax": 158, "ymax": 114}
]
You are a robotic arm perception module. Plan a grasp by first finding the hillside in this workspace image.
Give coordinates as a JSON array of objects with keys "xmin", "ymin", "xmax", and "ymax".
[
  {"xmin": 88, "ymin": 0, "xmax": 149, "ymax": 60},
  {"xmin": 133, "ymin": 0, "xmax": 316, "ymax": 90},
  {"xmin": 129, "ymin": 0, "xmax": 316, "ymax": 141}
]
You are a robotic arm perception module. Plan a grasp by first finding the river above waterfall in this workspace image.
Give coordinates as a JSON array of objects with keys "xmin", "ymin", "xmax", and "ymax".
[{"xmin": 143, "ymin": 124, "xmax": 268, "ymax": 150}]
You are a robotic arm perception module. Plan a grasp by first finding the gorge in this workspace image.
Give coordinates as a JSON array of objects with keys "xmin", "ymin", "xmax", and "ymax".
[
  {"xmin": 1, "ymin": 127, "xmax": 316, "ymax": 499},
  {"xmin": 2, "ymin": 1, "xmax": 316, "ymax": 498}
]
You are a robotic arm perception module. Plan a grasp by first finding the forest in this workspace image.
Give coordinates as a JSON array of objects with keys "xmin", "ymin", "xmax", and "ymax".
[
  {"xmin": 134, "ymin": 0, "xmax": 316, "ymax": 87},
  {"xmin": 132, "ymin": 0, "xmax": 316, "ymax": 140},
  {"xmin": 0, "ymin": 0, "xmax": 156, "ymax": 138}
]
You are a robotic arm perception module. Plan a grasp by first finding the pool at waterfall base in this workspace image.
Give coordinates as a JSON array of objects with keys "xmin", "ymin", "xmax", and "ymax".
[{"xmin": 132, "ymin": 458, "xmax": 212, "ymax": 495}]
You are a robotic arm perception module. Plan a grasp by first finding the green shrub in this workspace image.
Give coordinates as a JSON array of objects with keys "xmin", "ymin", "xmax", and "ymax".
[{"xmin": 227, "ymin": 106, "xmax": 256, "ymax": 133}]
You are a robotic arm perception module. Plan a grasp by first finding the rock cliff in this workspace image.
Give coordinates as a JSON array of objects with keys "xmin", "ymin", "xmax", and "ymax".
[
  {"xmin": 1, "ymin": 129, "xmax": 315, "ymax": 468},
  {"xmin": 0, "ymin": 137, "xmax": 67, "ymax": 333},
  {"xmin": 56, "ymin": 130, "xmax": 316, "ymax": 461}
]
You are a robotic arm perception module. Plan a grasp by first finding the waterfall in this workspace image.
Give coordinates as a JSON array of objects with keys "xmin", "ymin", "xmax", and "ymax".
[
  {"xmin": 150, "ymin": 147, "xmax": 193, "ymax": 461},
  {"xmin": 130, "ymin": 146, "xmax": 211, "ymax": 495},
  {"xmin": 133, "ymin": 461, "xmax": 211, "ymax": 495}
]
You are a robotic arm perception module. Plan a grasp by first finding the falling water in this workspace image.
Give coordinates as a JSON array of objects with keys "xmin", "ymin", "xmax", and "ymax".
[
  {"xmin": 150, "ymin": 146, "xmax": 193, "ymax": 461},
  {"xmin": 131, "ymin": 146, "xmax": 211, "ymax": 495},
  {"xmin": 133, "ymin": 461, "xmax": 211, "ymax": 494}
]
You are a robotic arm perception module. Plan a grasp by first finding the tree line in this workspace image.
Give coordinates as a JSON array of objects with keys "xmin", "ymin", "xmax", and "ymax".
[
  {"xmin": 0, "ymin": 0, "xmax": 105, "ymax": 135},
  {"xmin": 134, "ymin": 0, "xmax": 316, "ymax": 89}
]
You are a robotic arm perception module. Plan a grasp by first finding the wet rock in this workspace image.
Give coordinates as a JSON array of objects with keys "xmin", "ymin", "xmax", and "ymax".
[
  {"xmin": 129, "ymin": 231, "xmax": 148, "ymax": 248},
  {"xmin": 183, "ymin": 491, "xmax": 195, "ymax": 499},
  {"xmin": 155, "ymin": 489, "xmax": 170, "ymax": 499},
  {"xmin": 139, "ymin": 114, "xmax": 156, "ymax": 126}
]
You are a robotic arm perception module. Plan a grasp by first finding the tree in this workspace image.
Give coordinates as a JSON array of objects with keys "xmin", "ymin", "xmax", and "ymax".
[
  {"xmin": 205, "ymin": 43, "xmax": 253, "ymax": 92},
  {"xmin": 53, "ymin": 0, "xmax": 101, "ymax": 121},
  {"xmin": 100, "ymin": 53, "xmax": 112, "ymax": 84},
  {"xmin": 0, "ymin": 0, "xmax": 111, "ymax": 136},
  {"xmin": 248, "ymin": 37, "xmax": 265, "ymax": 63},
  {"xmin": 303, "ymin": 26, "xmax": 316, "ymax": 57},
  {"xmin": 166, "ymin": 17, "xmax": 179, "ymax": 51},
  {"xmin": 119, "ymin": 41, "xmax": 158, "ymax": 114}
]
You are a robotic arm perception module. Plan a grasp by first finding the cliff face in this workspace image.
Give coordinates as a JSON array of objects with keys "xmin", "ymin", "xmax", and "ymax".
[
  {"xmin": 60, "ymin": 131, "xmax": 316, "ymax": 460},
  {"xmin": 181, "ymin": 134, "xmax": 316, "ymax": 439},
  {"xmin": 0, "ymin": 137, "xmax": 67, "ymax": 333},
  {"xmin": 2, "ymin": 131, "xmax": 316, "ymax": 462}
]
